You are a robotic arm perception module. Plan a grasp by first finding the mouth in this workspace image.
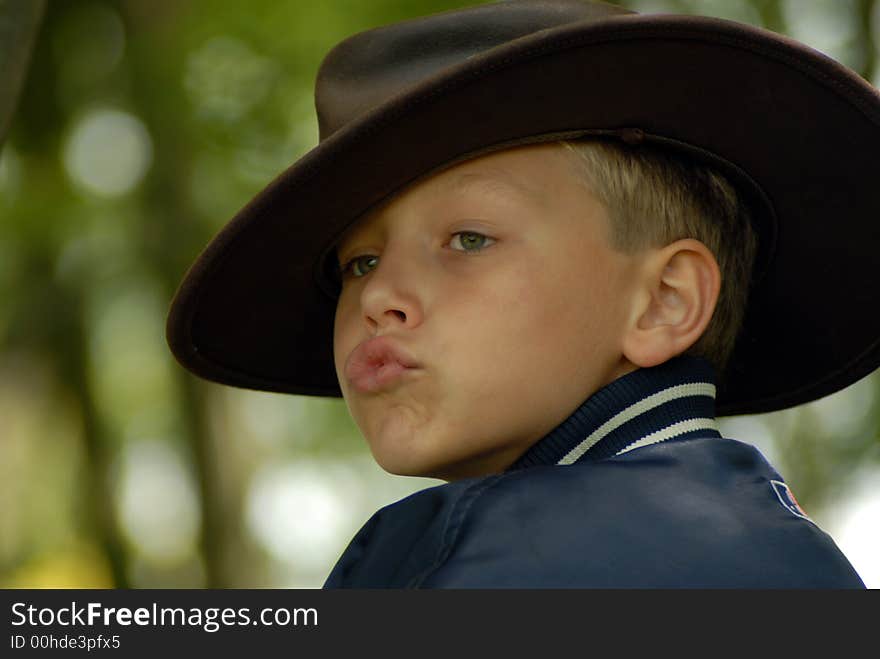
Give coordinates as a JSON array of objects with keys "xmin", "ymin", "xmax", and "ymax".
[{"xmin": 344, "ymin": 336, "xmax": 421, "ymax": 394}]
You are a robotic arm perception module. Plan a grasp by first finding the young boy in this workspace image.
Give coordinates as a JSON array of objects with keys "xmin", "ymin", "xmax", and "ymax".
[{"xmin": 166, "ymin": 0, "xmax": 880, "ymax": 587}]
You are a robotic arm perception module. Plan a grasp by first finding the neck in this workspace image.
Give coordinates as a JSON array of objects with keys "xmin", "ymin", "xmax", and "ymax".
[{"xmin": 507, "ymin": 353, "xmax": 721, "ymax": 471}]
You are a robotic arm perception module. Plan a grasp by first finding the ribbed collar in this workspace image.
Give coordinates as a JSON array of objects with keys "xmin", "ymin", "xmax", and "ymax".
[{"xmin": 507, "ymin": 354, "xmax": 721, "ymax": 470}]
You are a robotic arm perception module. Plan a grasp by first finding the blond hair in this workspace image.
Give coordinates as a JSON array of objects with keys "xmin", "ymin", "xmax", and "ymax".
[{"xmin": 559, "ymin": 138, "xmax": 759, "ymax": 380}]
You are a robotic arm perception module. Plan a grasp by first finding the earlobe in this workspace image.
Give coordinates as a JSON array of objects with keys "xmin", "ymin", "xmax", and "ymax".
[{"xmin": 622, "ymin": 239, "xmax": 720, "ymax": 368}]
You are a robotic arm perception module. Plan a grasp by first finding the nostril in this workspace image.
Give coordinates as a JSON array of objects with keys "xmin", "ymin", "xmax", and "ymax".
[{"xmin": 391, "ymin": 310, "xmax": 406, "ymax": 322}]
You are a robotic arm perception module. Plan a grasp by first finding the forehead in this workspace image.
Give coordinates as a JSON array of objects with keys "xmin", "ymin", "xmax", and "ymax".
[{"xmin": 335, "ymin": 142, "xmax": 582, "ymax": 246}]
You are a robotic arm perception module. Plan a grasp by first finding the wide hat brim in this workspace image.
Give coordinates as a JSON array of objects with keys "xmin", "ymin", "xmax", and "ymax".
[{"xmin": 166, "ymin": 7, "xmax": 880, "ymax": 417}]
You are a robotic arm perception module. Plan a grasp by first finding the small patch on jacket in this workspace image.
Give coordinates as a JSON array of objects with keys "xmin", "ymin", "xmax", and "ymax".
[{"xmin": 771, "ymin": 480, "xmax": 813, "ymax": 523}]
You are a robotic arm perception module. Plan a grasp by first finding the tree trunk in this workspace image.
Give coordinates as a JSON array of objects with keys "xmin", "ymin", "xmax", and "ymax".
[{"xmin": 0, "ymin": 0, "xmax": 47, "ymax": 148}]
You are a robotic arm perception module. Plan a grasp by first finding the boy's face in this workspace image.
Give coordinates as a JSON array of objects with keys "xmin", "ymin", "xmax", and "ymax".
[{"xmin": 333, "ymin": 142, "xmax": 645, "ymax": 481}]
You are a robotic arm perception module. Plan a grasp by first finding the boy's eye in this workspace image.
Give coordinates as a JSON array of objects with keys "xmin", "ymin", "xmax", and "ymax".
[
  {"xmin": 450, "ymin": 231, "xmax": 495, "ymax": 252},
  {"xmin": 340, "ymin": 254, "xmax": 379, "ymax": 279},
  {"xmin": 339, "ymin": 231, "xmax": 495, "ymax": 280}
]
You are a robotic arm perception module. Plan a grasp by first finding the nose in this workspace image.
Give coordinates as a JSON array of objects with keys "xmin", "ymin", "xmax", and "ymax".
[{"xmin": 359, "ymin": 243, "xmax": 424, "ymax": 332}]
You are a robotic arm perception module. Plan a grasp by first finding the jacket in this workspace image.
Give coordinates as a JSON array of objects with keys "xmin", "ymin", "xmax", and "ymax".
[{"xmin": 323, "ymin": 354, "xmax": 865, "ymax": 588}]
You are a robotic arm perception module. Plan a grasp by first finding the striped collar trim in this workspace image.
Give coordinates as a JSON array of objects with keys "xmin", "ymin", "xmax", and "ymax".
[{"xmin": 508, "ymin": 354, "xmax": 721, "ymax": 470}]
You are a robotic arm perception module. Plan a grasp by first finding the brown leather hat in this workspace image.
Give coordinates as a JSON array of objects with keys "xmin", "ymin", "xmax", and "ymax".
[{"xmin": 166, "ymin": 0, "xmax": 880, "ymax": 416}]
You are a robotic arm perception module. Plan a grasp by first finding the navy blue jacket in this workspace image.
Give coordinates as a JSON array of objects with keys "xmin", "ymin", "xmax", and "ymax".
[{"xmin": 323, "ymin": 355, "xmax": 865, "ymax": 588}]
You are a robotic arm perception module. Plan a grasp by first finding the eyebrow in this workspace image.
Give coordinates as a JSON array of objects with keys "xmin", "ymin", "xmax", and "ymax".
[
  {"xmin": 446, "ymin": 169, "xmax": 546, "ymax": 206},
  {"xmin": 334, "ymin": 167, "xmax": 543, "ymax": 268}
]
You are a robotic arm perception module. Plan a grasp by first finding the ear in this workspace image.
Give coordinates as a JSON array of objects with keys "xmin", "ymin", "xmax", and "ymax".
[{"xmin": 621, "ymin": 238, "xmax": 721, "ymax": 368}]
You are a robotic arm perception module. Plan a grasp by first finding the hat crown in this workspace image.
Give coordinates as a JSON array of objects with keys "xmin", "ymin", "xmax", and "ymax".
[{"xmin": 315, "ymin": 0, "xmax": 634, "ymax": 139}]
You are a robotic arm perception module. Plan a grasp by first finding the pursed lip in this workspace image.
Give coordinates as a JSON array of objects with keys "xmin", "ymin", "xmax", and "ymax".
[{"xmin": 344, "ymin": 336, "xmax": 421, "ymax": 394}]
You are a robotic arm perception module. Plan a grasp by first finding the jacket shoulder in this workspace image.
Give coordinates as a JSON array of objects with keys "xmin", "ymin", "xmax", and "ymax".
[
  {"xmin": 322, "ymin": 472, "xmax": 504, "ymax": 588},
  {"xmin": 325, "ymin": 438, "xmax": 865, "ymax": 588},
  {"xmin": 416, "ymin": 438, "xmax": 865, "ymax": 588}
]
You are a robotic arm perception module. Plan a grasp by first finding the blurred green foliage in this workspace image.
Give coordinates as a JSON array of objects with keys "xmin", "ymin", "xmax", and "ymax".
[{"xmin": 1, "ymin": 0, "xmax": 878, "ymax": 588}]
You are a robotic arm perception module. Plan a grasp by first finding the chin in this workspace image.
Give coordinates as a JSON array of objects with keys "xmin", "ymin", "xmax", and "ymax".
[
  {"xmin": 373, "ymin": 454, "xmax": 435, "ymax": 479},
  {"xmin": 392, "ymin": 455, "xmax": 506, "ymax": 483},
  {"xmin": 366, "ymin": 446, "xmax": 451, "ymax": 480},
  {"xmin": 362, "ymin": 420, "xmax": 511, "ymax": 481}
]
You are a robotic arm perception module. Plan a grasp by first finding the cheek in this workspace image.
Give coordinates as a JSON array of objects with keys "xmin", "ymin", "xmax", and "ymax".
[
  {"xmin": 445, "ymin": 267, "xmax": 531, "ymax": 332},
  {"xmin": 445, "ymin": 263, "xmax": 559, "ymax": 372},
  {"xmin": 500, "ymin": 260, "xmax": 575, "ymax": 330},
  {"xmin": 507, "ymin": 249, "xmax": 623, "ymax": 359},
  {"xmin": 332, "ymin": 299, "xmax": 358, "ymax": 375}
]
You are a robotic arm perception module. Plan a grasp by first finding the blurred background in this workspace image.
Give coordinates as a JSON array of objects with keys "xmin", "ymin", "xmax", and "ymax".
[{"xmin": 1, "ymin": 0, "xmax": 878, "ymax": 589}]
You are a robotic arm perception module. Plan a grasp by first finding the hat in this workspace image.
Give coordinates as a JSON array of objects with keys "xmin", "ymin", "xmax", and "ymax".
[{"xmin": 166, "ymin": 0, "xmax": 880, "ymax": 416}]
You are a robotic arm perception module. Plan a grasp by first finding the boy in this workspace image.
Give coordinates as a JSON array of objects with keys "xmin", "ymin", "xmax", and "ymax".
[{"xmin": 166, "ymin": 0, "xmax": 880, "ymax": 586}]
